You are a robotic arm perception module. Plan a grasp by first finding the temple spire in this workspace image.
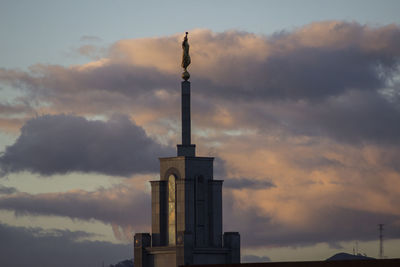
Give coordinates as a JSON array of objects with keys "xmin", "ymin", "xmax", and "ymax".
[{"xmin": 177, "ymin": 32, "xmax": 195, "ymax": 157}]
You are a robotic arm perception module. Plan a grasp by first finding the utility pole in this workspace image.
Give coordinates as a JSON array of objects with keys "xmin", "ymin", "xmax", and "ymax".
[{"xmin": 379, "ymin": 224, "xmax": 384, "ymax": 259}]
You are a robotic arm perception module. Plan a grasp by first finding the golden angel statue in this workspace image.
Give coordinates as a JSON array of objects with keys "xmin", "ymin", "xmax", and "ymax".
[{"xmin": 181, "ymin": 32, "xmax": 191, "ymax": 80}]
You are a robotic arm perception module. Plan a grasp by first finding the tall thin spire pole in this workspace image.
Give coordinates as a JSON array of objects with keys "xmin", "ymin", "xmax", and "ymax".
[{"xmin": 181, "ymin": 81, "xmax": 191, "ymax": 145}]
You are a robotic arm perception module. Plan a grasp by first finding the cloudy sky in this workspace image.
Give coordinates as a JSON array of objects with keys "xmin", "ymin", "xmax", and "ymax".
[{"xmin": 1, "ymin": 0, "xmax": 400, "ymax": 266}]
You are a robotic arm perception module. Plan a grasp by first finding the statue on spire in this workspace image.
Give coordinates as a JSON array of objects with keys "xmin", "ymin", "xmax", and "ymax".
[{"xmin": 181, "ymin": 32, "xmax": 191, "ymax": 81}]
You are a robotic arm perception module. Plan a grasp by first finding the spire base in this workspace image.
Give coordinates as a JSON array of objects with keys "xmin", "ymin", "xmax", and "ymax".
[{"xmin": 177, "ymin": 144, "xmax": 196, "ymax": 157}]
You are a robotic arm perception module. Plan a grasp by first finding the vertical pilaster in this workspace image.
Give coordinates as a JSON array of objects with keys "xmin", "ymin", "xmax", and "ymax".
[
  {"xmin": 224, "ymin": 232, "xmax": 241, "ymax": 263},
  {"xmin": 195, "ymin": 176, "xmax": 207, "ymax": 247},
  {"xmin": 134, "ymin": 233, "xmax": 151, "ymax": 267},
  {"xmin": 209, "ymin": 180, "xmax": 223, "ymax": 247},
  {"xmin": 176, "ymin": 178, "xmax": 195, "ymax": 267},
  {"xmin": 151, "ymin": 180, "xmax": 167, "ymax": 246},
  {"xmin": 176, "ymin": 179, "xmax": 194, "ymax": 233}
]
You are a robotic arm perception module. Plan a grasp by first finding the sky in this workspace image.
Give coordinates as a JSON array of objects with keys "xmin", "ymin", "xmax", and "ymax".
[{"xmin": 1, "ymin": 0, "xmax": 400, "ymax": 266}]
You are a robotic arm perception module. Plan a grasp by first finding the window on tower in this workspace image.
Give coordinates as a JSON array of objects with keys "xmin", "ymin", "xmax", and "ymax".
[{"xmin": 168, "ymin": 174, "xmax": 176, "ymax": 245}]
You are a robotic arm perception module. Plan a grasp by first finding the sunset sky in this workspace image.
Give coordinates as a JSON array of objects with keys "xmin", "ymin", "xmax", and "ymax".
[{"xmin": 1, "ymin": 1, "xmax": 400, "ymax": 266}]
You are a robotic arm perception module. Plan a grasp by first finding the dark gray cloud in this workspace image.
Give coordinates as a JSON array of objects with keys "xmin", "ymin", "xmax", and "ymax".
[
  {"xmin": 0, "ymin": 63, "xmax": 176, "ymax": 104},
  {"xmin": 0, "ymin": 185, "xmax": 17, "ymax": 195},
  {"xmin": 0, "ymin": 114, "xmax": 174, "ymax": 176},
  {"xmin": 224, "ymin": 177, "xmax": 275, "ymax": 190},
  {"xmin": 191, "ymin": 47, "xmax": 389, "ymax": 103},
  {"xmin": 0, "ymin": 184, "xmax": 150, "ymax": 230},
  {"xmin": 0, "ymin": 223, "xmax": 131, "ymax": 267},
  {"xmin": 264, "ymin": 90, "xmax": 400, "ymax": 145},
  {"xmin": 189, "ymin": 23, "xmax": 400, "ymax": 102},
  {"xmin": 214, "ymin": 88, "xmax": 400, "ymax": 145}
]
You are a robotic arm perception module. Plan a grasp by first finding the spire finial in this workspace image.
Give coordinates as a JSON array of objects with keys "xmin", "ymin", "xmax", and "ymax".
[{"xmin": 181, "ymin": 32, "xmax": 191, "ymax": 81}]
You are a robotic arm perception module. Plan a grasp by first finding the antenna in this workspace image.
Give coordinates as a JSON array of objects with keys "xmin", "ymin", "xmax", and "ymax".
[
  {"xmin": 356, "ymin": 240, "xmax": 359, "ymax": 255},
  {"xmin": 379, "ymin": 224, "xmax": 384, "ymax": 259}
]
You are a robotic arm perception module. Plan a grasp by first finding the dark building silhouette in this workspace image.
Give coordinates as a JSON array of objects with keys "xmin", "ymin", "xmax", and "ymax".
[{"xmin": 133, "ymin": 54, "xmax": 240, "ymax": 266}]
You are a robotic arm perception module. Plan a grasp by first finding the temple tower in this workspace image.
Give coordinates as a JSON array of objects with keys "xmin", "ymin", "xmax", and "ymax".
[{"xmin": 134, "ymin": 33, "xmax": 240, "ymax": 267}]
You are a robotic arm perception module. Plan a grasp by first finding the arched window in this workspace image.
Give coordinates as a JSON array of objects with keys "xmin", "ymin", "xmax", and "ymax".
[{"xmin": 168, "ymin": 174, "xmax": 176, "ymax": 245}]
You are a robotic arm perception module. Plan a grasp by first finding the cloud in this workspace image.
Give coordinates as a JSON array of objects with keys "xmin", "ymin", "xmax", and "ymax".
[
  {"xmin": 242, "ymin": 254, "xmax": 271, "ymax": 263},
  {"xmin": 80, "ymin": 35, "xmax": 103, "ymax": 42},
  {"xmin": 1, "ymin": 21, "xmax": 400, "ymax": 251},
  {"xmin": 223, "ymin": 191, "xmax": 400, "ymax": 248},
  {"xmin": 244, "ymin": 90, "xmax": 400, "ymax": 144},
  {"xmin": 217, "ymin": 134, "xmax": 400, "ymax": 248},
  {"xmin": 0, "ymin": 185, "xmax": 17, "ymax": 195},
  {"xmin": 1, "ymin": 22, "xmax": 399, "ymax": 144},
  {"xmin": 0, "ymin": 182, "xmax": 150, "ymax": 239},
  {"xmin": 110, "ymin": 22, "xmax": 400, "ymax": 101},
  {"xmin": 0, "ymin": 223, "xmax": 131, "ymax": 267},
  {"xmin": 77, "ymin": 44, "xmax": 100, "ymax": 58},
  {"xmin": 0, "ymin": 101, "xmax": 34, "ymax": 132},
  {"xmin": 1, "ymin": 137, "xmax": 400, "ymax": 248},
  {"xmin": 0, "ymin": 114, "xmax": 174, "ymax": 176},
  {"xmin": 224, "ymin": 177, "xmax": 275, "ymax": 190},
  {"xmin": 1, "ymin": 176, "xmax": 399, "ymax": 248},
  {"xmin": 0, "ymin": 102, "xmax": 33, "ymax": 116}
]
